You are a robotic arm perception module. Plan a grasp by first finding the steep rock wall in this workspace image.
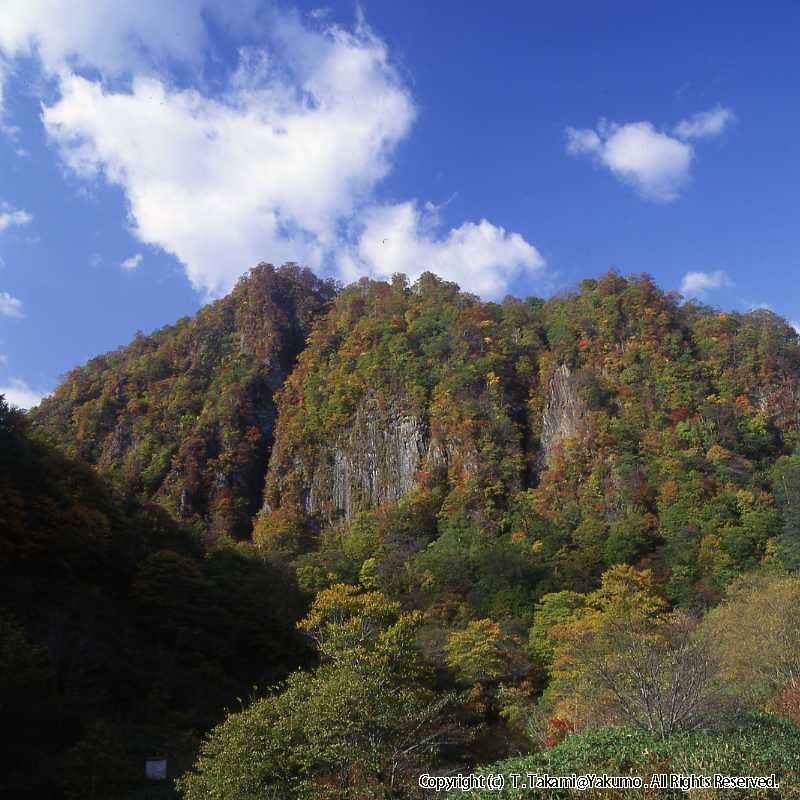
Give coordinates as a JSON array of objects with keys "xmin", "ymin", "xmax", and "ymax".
[
  {"xmin": 315, "ymin": 398, "xmax": 428, "ymax": 519},
  {"xmin": 539, "ymin": 364, "xmax": 588, "ymax": 465},
  {"xmin": 266, "ymin": 394, "xmax": 439, "ymax": 522}
]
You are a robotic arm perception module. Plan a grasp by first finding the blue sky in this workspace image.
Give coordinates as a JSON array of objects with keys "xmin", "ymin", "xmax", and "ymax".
[{"xmin": 1, "ymin": 1, "xmax": 799, "ymax": 407}]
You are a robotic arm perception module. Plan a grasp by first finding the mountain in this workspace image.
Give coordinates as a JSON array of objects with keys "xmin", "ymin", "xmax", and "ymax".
[
  {"xmin": 260, "ymin": 270, "xmax": 800, "ymax": 610},
  {"xmin": 34, "ymin": 266, "xmax": 800, "ymax": 613},
  {"xmin": 31, "ymin": 263, "xmax": 335, "ymax": 540},
  {"xmin": 15, "ymin": 265, "xmax": 800, "ymax": 795}
]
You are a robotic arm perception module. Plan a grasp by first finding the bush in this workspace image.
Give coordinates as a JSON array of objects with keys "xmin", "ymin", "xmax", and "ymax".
[{"xmin": 450, "ymin": 713, "xmax": 800, "ymax": 798}]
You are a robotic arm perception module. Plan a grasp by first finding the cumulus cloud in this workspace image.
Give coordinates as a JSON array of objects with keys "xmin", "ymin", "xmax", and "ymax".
[
  {"xmin": 0, "ymin": 202, "xmax": 32, "ymax": 231},
  {"xmin": 43, "ymin": 29, "xmax": 415, "ymax": 294},
  {"xmin": 0, "ymin": 377, "xmax": 47, "ymax": 409},
  {"xmin": 121, "ymin": 253, "xmax": 142, "ymax": 270},
  {"xmin": 0, "ymin": 2, "xmax": 543, "ymax": 299},
  {"xmin": 0, "ymin": 290, "xmax": 23, "ymax": 317},
  {"xmin": 566, "ymin": 121, "xmax": 692, "ymax": 202},
  {"xmin": 679, "ymin": 269, "xmax": 730, "ymax": 298},
  {"xmin": 0, "ymin": 0, "xmax": 216, "ymax": 88},
  {"xmin": 674, "ymin": 105, "xmax": 734, "ymax": 140},
  {"xmin": 339, "ymin": 201, "xmax": 545, "ymax": 298},
  {"xmin": 39, "ymin": 15, "xmax": 418, "ymax": 297},
  {"xmin": 566, "ymin": 106, "xmax": 733, "ymax": 202}
]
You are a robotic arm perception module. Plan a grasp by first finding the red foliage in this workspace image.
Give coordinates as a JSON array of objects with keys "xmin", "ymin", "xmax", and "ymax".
[
  {"xmin": 543, "ymin": 716, "xmax": 575, "ymax": 748},
  {"xmin": 667, "ymin": 405, "xmax": 693, "ymax": 424},
  {"xmin": 244, "ymin": 425, "xmax": 261, "ymax": 443}
]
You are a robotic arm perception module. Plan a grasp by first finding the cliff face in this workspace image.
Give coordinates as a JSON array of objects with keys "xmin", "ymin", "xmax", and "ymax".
[
  {"xmin": 325, "ymin": 399, "xmax": 428, "ymax": 518},
  {"xmin": 540, "ymin": 364, "xmax": 588, "ymax": 466},
  {"xmin": 267, "ymin": 395, "xmax": 430, "ymax": 521},
  {"xmin": 31, "ymin": 264, "xmax": 336, "ymax": 538},
  {"xmin": 263, "ymin": 273, "xmax": 540, "ymax": 524},
  {"xmin": 272, "ymin": 359, "xmax": 587, "ymax": 522}
]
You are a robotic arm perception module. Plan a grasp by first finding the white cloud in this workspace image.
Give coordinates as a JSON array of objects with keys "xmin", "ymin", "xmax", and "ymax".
[
  {"xmin": 566, "ymin": 106, "xmax": 733, "ymax": 202},
  {"xmin": 0, "ymin": 202, "xmax": 32, "ymax": 231},
  {"xmin": 339, "ymin": 201, "xmax": 545, "ymax": 298},
  {"xmin": 0, "ymin": 57, "xmax": 9, "ymax": 123},
  {"xmin": 0, "ymin": 1, "xmax": 214, "ymax": 87},
  {"xmin": 680, "ymin": 269, "xmax": 730, "ymax": 298},
  {"xmin": 566, "ymin": 121, "xmax": 692, "ymax": 202},
  {"xmin": 1, "ymin": 2, "xmax": 544, "ymax": 300},
  {"xmin": 121, "ymin": 253, "xmax": 142, "ymax": 270},
  {"xmin": 791, "ymin": 321, "xmax": 800, "ymax": 335},
  {"xmin": 0, "ymin": 290, "xmax": 23, "ymax": 317},
  {"xmin": 674, "ymin": 105, "xmax": 734, "ymax": 140},
  {"xmin": 0, "ymin": 377, "xmax": 47, "ymax": 409},
  {"xmin": 41, "ymin": 19, "xmax": 417, "ymax": 297}
]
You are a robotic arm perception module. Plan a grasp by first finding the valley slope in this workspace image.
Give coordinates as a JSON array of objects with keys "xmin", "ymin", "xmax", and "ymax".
[{"xmin": 14, "ymin": 265, "xmax": 800, "ymax": 796}]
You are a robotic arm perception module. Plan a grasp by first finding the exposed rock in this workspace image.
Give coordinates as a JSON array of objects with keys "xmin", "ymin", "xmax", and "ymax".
[
  {"xmin": 309, "ymin": 397, "xmax": 428, "ymax": 521},
  {"xmin": 265, "ymin": 386, "xmax": 494, "ymax": 523},
  {"xmin": 540, "ymin": 364, "xmax": 588, "ymax": 465},
  {"xmin": 98, "ymin": 416, "xmax": 131, "ymax": 469},
  {"xmin": 178, "ymin": 487, "xmax": 190, "ymax": 519},
  {"xmin": 213, "ymin": 468, "xmax": 228, "ymax": 490}
]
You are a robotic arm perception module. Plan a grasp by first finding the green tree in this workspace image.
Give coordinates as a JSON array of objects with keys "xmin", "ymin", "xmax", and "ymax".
[
  {"xmin": 179, "ymin": 585, "xmax": 458, "ymax": 800},
  {"xmin": 445, "ymin": 618, "xmax": 527, "ymax": 684},
  {"xmin": 771, "ymin": 456, "xmax": 800, "ymax": 570},
  {"xmin": 547, "ymin": 567, "xmax": 723, "ymax": 737},
  {"xmin": 528, "ymin": 590, "xmax": 585, "ymax": 671},
  {"xmin": 705, "ymin": 572, "xmax": 800, "ymax": 706}
]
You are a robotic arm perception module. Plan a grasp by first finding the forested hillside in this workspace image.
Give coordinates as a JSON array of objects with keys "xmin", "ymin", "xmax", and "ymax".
[
  {"xmin": 0, "ymin": 398, "xmax": 308, "ymax": 798},
  {"xmin": 31, "ymin": 263, "xmax": 335, "ymax": 540},
  {"xmin": 260, "ymin": 270, "xmax": 800, "ymax": 611},
  {"xmin": 14, "ymin": 266, "xmax": 800, "ymax": 798}
]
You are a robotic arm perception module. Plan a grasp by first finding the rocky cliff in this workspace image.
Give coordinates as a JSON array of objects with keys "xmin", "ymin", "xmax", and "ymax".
[
  {"xmin": 266, "ymin": 394, "xmax": 430, "ymax": 520},
  {"xmin": 539, "ymin": 364, "xmax": 588, "ymax": 465},
  {"xmin": 262, "ymin": 273, "xmax": 539, "ymax": 523},
  {"xmin": 266, "ymin": 360, "xmax": 586, "ymax": 522}
]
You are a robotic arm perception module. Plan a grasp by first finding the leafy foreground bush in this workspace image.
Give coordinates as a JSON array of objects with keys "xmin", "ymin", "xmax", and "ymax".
[
  {"xmin": 450, "ymin": 714, "xmax": 800, "ymax": 799},
  {"xmin": 177, "ymin": 586, "xmax": 459, "ymax": 800}
]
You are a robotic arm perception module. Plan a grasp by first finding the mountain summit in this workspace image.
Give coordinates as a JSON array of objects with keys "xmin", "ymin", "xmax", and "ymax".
[{"xmin": 32, "ymin": 264, "xmax": 335, "ymax": 539}]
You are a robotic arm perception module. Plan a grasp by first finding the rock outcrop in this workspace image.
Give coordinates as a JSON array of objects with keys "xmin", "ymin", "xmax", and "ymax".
[
  {"xmin": 313, "ymin": 397, "xmax": 428, "ymax": 520},
  {"xmin": 539, "ymin": 364, "xmax": 588, "ymax": 465},
  {"xmin": 266, "ymin": 394, "xmax": 436, "ymax": 523}
]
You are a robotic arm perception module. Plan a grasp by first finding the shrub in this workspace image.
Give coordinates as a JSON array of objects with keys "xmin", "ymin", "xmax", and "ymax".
[{"xmin": 450, "ymin": 713, "xmax": 800, "ymax": 798}]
